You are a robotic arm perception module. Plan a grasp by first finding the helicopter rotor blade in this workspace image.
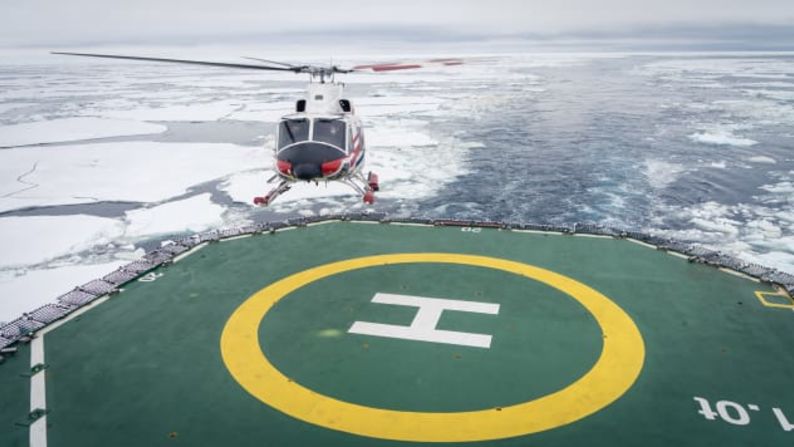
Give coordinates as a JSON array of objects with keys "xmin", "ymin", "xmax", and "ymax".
[
  {"xmin": 51, "ymin": 52, "xmax": 299, "ymax": 72},
  {"xmin": 351, "ymin": 57, "xmax": 466, "ymax": 72},
  {"xmin": 241, "ymin": 57, "xmax": 301, "ymax": 69},
  {"xmin": 349, "ymin": 56, "xmax": 501, "ymax": 73}
]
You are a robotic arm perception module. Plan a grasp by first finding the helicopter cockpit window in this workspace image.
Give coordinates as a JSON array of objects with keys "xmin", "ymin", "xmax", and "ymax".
[
  {"xmin": 312, "ymin": 119, "xmax": 347, "ymax": 149},
  {"xmin": 278, "ymin": 119, "xmax": 310, "ymax": 149}
]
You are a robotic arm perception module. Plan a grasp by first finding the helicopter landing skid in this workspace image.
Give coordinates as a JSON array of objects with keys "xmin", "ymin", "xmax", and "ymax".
[
  {"xmin": 253, "ymin": 171, "xmax": 379, "ymax": 206},
  {"xmin": 253, "ymin": 180, "xmax": 292, "ymax": 207},
  {"xmin": 343, "ymin": 171, "xmax": 379, "ymax": 205}
]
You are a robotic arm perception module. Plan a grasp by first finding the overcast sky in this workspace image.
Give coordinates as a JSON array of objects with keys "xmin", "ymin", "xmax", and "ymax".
[{"xmin": 1, "ymin": 0, "xmax": 794, "ymax": 49}]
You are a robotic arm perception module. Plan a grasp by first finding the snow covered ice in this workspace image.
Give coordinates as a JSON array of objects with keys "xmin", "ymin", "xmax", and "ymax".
[
  {"xmin": 0, "ymin": 117, "xmax": 166, "ymax": 147},
  {"xmin": 0, "ymin": 141, "xmax": 265, "ymax": 210}
]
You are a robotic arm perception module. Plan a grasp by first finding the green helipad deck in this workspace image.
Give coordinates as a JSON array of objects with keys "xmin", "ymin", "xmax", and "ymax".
[{"xmin": 3, "ymin": 221, "xmax": 793, "ymax": 446}]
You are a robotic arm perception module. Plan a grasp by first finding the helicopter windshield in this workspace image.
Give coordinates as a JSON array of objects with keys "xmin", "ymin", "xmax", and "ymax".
[
  {"xmin": 313, "ymin": 118, "xmax": 347, "ymax": 149},
  {"xmin": 278, "ymin": 119, "xmax": 310, "ymax": 149}
]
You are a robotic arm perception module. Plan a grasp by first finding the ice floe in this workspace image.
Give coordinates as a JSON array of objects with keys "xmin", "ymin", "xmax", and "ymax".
[
  {"xmin": 223, "ymin": 101, "xmax": 296, "ymax": 122},
  {"xmin": 355, "ymin": 96, "xmax": 445, "ymax": 118},
  {"xmin": 709, "ymin": 161, "xmax": 727, "ymax": 169},
  {"xmin": 640, "ymin": 57, "xmax": 794, "ymax": 82},
  {"xmin": 0, "ymin": 141, "xmax": 265, "ymax": 212},
  {"xmin": 688, "ymin": 126, "xmax": 758, "ymax": 147},
  {"xmin": 0, "ymin": 215, "xmax": 125, "ymax": 269},
  {"xmin": 0, "ymin": 117, "xmax": 166, "ymax": 147},
  {"xmin": 123, "ymin": 193, "xmax": 227, "ymax": 239},
  {"xmin": 760, "ymin": 180, "xmax": 794, "ymax": 194},
  {"xmin": 747, "ymin": 155, "xmax": 777, "ymax": 164},
  {"xmin": 742, "ymin": 89, "xmax": 794, "ymax": 101},
  {"xmin": 0, "ymin": 102, "xmax": 36, "ymax": 115},
  {"xmin": 651, "ymin": 200, "xmax": 794, "ymax": 275},
  {"xmin": 83, "ymin": 101, "xmax": 245, "ymax": 122}
]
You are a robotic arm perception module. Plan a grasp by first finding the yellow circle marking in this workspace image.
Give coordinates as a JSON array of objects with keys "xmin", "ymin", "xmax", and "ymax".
[{"xmin": 221, "ymin": 253, "xmax": 645, "ymax": 442}]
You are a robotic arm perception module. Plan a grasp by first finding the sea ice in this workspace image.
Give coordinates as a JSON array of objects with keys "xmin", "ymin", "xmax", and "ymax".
[
  {"xmin": 0, "ymin": 215, "xmax": 125, "ymax": 268},
  {"xmin": 0, "ymin": 141, "xmax": 266, "ymax": 212},
  {"xmin": 0, "ymin": 102, "xmax": 36, "ymax": 115},
  {"xmin": 688, "ymin": 126, "xmax": 757, "ymax": 147},
  {"xmin": 640, "ymin": 57, "xmax": 794, "ymax": 81},
  {"xmin": 651, "ymin": 200, "xmax": 794, "ymax": 275},
  {"xmin": 760, "ymin": 181, "xmax": 794, "ymax": 194},
  {"xmin": 709, "ymin": 161, "xmax": 728, "ymax": 169},
  {"xmin": 84, "ymin": 101, "xmax": 245, "ymax": 122},
  {"xmin": 742, "ymin": 89, "xmax": 794, "ymax": 101},
  {"xmin": 747, "ymin": 156, "xmax": 777, "ymax": 164},
  {"xmin": 354, "ymin": 96, "xmax": 444, "ymax": 118},
  {"xmin": 123, "ymin": 193, "xmax": 226, "ymax": 239},
  {"xmin": 0, "ymin": 117, "xmax": 166, "ymax": 147},
  {"xmin": 223, "ymin": 101, "xmax": 296, "ymax": 122},
  {"xmin": 365, "ymin": 121, "xmax": 437, "ymax": 147}
]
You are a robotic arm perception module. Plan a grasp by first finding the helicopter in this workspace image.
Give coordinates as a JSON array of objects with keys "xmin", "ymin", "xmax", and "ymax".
[{"xmin": 51, "ymin": 51, "xmax": 465, "ymax": 205}]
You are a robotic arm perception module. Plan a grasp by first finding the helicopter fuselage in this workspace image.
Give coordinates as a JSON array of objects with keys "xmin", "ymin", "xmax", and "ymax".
[{"xmin": 273, "ymin": 82, "xmax": 366, "ymax": 183}]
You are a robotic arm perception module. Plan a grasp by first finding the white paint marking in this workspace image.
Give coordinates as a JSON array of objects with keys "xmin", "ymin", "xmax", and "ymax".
[
  {"xmin": 718, "ymin": 267, "xmax": 760, "ymax": 282},
  {"xmin": 348, "ymin": 293, "xmax": 499, "ymax": 349},
  {"xmin": 573, "ymin": 233, "xmax": 612, "ymax": 239},
  {"xmin": 626, "ymin": 238, "xmax": 658, "ymax": 249},
  {"xmin": 307, "ymin": 220, "xmax": 341, "ymax": 227},
  {"xmin": 773, "ymin": 407, "xmax": 794, "ymax": 432},
  {"xmin": 30, "ymin": 419, "xmax": 47, "ymax": 447},
  {"xmin": 138, "ymin": 272, "xmax": 163, "ymax": 282},
  {"xmin": 173, "ymin": 242, "xmax": 207, "ymax": 263},
  {"xmin": 219, "ymin": 234, "xmax": 252, "ymax": 242},
  {"xmin": 388, "ymin": 222, "xmax": 431, "ymax": 227},
  {"xmin": 38, "ymin": 295, "xmax": 110, "ymax": 336},
  {"xmin": 666, "ymin": 251, "xmax": 690, "ymax": 260},
  {"xmin": 30, "ymin": 336, "xmax": 47, "ymax": 447},
  {"xmin": 511, "ymin": 229, "xmax": 564, "ymax": 235}
]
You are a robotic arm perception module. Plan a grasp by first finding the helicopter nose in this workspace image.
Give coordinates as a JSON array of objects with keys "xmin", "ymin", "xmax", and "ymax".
[
  {"xmin": 278, "ymin": 142, "xmax": 346, "ymax": 181},
  {"xmin": 293, "ymin": 163, "xmax": 322, "ymax": 180}
]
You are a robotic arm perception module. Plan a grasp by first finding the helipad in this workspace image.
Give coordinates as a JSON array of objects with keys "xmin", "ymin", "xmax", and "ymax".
[{"xmin": 2, "ymin": 220, "xmax": 793, "ymax": 446}]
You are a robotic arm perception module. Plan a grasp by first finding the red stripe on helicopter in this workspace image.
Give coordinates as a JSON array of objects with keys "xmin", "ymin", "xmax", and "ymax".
[
  {"xmin": 355, "ymin": 63, "xmax": 423, "ymax": 72},
  {"xmin": 371, "ymin": 64, "xmax": 423, "ymax": 72},
  {"xmin": 348, "ymin": 132, "xmax": 363, "ymax": 166},
  {"xmin": 353, "ymin": 62, "xmax": 396, "ymax": 69},
  {"xmin": 321, "ymin": 133, "xmax": 360, "ymax": 177},
  {"xmin": 354, "ymin": 58, "xmax": 465, "ymax": 71}
]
